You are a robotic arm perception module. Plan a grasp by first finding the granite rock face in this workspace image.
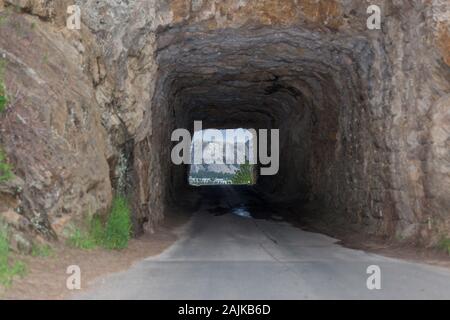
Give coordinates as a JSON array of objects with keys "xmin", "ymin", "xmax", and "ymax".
[
  {"xmin": 0, "ymin": 1, "xmax": 112, "ymax": 241},
  {"xmin": 0, "ymin": 0, "xmax": 449, "ymax": 246}
]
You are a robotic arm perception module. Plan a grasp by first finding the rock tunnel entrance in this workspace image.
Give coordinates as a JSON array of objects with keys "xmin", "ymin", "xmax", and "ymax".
[
  {"xmin": 132, "ymin": 25, "xmax": 379, "ymax": 236},
  {"xmin": 78, "ymin": 1, "xmax": 449, "ymax": 247}
]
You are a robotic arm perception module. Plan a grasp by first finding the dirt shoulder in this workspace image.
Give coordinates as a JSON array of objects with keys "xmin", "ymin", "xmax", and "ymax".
[
  {"xmin": 336, "ymin": 233, "xmax": 450, "ymax": 269},
  {"xmin": 284, "ymin": 203, "xmax": 450, "ymax": 269},
  {"xmin": 0, "ymin": 212, "xmax": 190, "ymax": 300}
]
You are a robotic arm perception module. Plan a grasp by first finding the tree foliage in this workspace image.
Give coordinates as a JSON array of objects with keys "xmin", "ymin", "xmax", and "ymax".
[{"xmin": 232, "ymin": 162, "xmax": 254, "ymax": 185}]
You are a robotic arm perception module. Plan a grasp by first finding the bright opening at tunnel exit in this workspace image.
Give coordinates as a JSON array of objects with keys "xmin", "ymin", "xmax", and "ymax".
[{"xmin": 188, "ymin": 128, "xmax": 256, "ymax": 186}]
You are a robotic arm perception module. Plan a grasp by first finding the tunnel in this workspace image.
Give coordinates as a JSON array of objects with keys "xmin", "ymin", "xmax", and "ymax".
[
  {"xmin": 1, "ymin": 0, "xmax": 450, "ymax": 299},
  {"xmin": 5, "ymin": 0, "xmax": 439, "ymax": 248},
  {"xmin": 131, "ymin": 24, "xmax": 386, "ymax": 237}
]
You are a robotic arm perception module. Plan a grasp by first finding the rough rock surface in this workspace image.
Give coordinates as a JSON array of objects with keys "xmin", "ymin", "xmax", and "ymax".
[
  {"xmin": 0, "ymin": 2, "xmax": 112, "ymax": 241},
  {"xmin": 0, "ymin": 0, "xmax": 448, "ymax": 247}
]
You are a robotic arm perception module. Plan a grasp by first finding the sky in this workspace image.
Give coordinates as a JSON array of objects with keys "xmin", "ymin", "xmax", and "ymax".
[
  {"xmin": 190, "ymin": 128, "xmax": 255, "ymax": 165},
  {"xmin": 192, "ymin": 128, "xmax": 253, "ymax": 143}
]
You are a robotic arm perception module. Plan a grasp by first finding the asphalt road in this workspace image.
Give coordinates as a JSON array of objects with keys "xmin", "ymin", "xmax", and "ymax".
[{"xmin": 77, "ymin": 186, "xmax": 450, "ymax": 300}]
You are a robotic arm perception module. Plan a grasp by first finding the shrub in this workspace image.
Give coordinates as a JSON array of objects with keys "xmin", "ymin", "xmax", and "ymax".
[
  {"xmin": 103, "ymin": 196, "xmax": 132, "ymax": 250},
  {"xmin": 0, "ymin": 96, "xmax": 6, "ymax": 113},
  {"xmin": 0, "ymin": 261, "xmax": 26, "ymax": 287},
  {"xmin": 89, "ymin": 215, "xmax": 105, "ymax": 245},
  {"xmin": 0, "ymin": 59, "xmax": 7, "ymax": 113},
  {"xmin": 0, "ymin": 223, "xmax": 27, "ymax": 287},
  {"xmin": 67, "ymin": 228, "xmax": 97, "ymax": 250},
  {"xmin": 0, "ymin": 148, "xmax": 13, "ymax": 183},
  {"xmin": 438, "ymin": 238, "xmax": 450, "ymax": 256},
  {"xmin": 66, "ymin": 196, "xmax": 132, "ymax": 250},
  {"xmin": 0, "ymin": 224, "xmax": 8, "ymax": 266},
  {"xmin": 31, "ymin": 244, "xmax": 54, "ymax": 258}
]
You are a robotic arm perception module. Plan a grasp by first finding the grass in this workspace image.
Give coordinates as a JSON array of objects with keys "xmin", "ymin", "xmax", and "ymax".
[
  {"xmin": 0, "ymin": 223, "xmax": 27, "ymax": 287},
  {"xmin": 0, "ymin": 9, "xmax": 11, "ymax": 27},
  {"xmin": 0, "ymin": 59, "xmax": 7, "ymax": 113},
  {"xmin": 67, "ymin": 196, "xmax": 132, "ymax": 250},
  {"xmin": 89, "ymin": 215, "xmax": 105, "ymax": 245},
  {"xmin": 0, "ymin": 147, "xmax": 13, "ymax": 183},
  {"xmin": 67, "ymin": 227, "xmax": 97, "ymax": 250},
  {"xmin": 103, "ymin": 196, "xmax": 132, "ymax": 249},
  {"xmin": 438, "ymin": 237, "xmax": 450, "ymax": 255},
  {"xmin": 31, "ymin": 244, "xmax": 54, "ymax": 258}
]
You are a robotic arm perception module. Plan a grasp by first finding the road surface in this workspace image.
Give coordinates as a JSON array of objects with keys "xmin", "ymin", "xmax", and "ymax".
[{"xmin": 76, "ymin": 186, "xmax": 450, "ymax": 299}]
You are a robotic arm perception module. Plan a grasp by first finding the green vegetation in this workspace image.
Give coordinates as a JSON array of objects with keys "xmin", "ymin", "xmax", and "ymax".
[
  {"xmin": 11, "ymin": 4, "xmax": 22, "ymax": 13},
  {"xmin": 0, "ymin": 223, "xmax": 27, "ymax": 287},
  {"xmin": 0, "ymin": 9, "xmax": 11, "ymax": 27},
  {"xmin": 438, "ymin": 237, "xmax": 450, "ymax": 255},
  {"xmin": 67, "ymin": 196, "xmax": 132, "ymax": 250},
  {"xmin": 67, "ymin": 228, "xmax": 97, "ymax": 250},
  {"xmin": 67, "ymin": 214, "xmax": 104, "ymax": 250},
  {"xmin": 103, "ymin": 196, "xmax": 132, "ymax": 249},
  {"xmin": 42, "ymin": 53, "xmax": 48, "ymax": 65},
  {"xmin": 232, "ymin": 162, "xmax": 254, "ymax": 185},
  {"xmin": 0, "ymin": 148, "xmax": 13, "ymax": 183},
  {"xmin": 11, "ymin": 20, "xmax": 22, "ymax": 34},
  {"xmin": 31, "ymin": 244, "xmax": 54, "ymax": 258},
  {"xmin": 0, "ymin": 59, "xmax": 7, "ymax": 113},
  {"xmin": 89, "ymin": 215, "xmax": 106, "ymax": 245}
]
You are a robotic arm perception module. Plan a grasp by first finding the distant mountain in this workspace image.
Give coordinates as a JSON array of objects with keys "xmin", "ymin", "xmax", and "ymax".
[
  {"xmin": 190, "ymin": 163, "xmax": 240, "ymax": 175},
  {"xmin": 190, "ymin": 140, "xmax": 253, "ymax": 175}
]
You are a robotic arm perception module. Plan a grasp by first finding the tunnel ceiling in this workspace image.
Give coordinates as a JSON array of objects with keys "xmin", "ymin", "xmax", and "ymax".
[{"xmin": 154, "ymin": 26, "xmax": 372, "ymax": 130}]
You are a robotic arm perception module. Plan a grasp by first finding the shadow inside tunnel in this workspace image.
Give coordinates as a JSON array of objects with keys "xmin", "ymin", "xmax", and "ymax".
[{"xmin": 195, "ymin": 185, "xmax": 292, "ymax": 222}]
